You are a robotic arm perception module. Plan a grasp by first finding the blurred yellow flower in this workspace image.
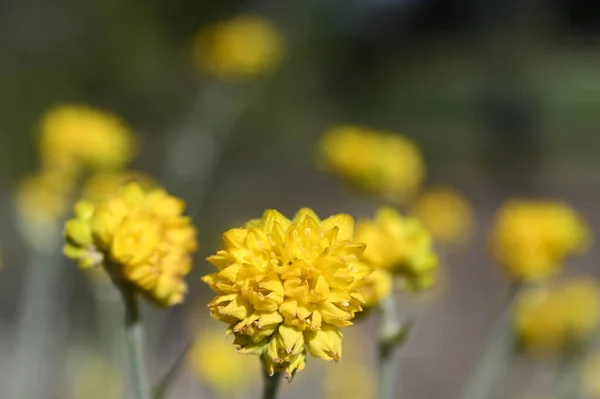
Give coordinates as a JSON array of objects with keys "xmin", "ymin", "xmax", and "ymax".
[
  {"xmin": 582, "ymin": 351, "xmax": 600, "ymax": 398},
  {"xmin": 39, "ymin": 104, "xmax": 136, "ymax": 176},
  {"xmin": 188, "ymin": 329, "xmax": 258, "ymax": 397},
  {"xmin": 322, "ymin": 327, "xmax": 375, "ymax": 399},
  {"xmin": 411, "ymin": 186, "xmax": 475, "ymax": 247},
  {"xmin": 491, "ymin": 200, "xmax": 590, "ymax": 281},
  {"xmin": 317, "ymin": 125, "xmax": 425, "ymax": 203},
  {"xmin": 192, "ymin": 15, "xmax": 284, "ymax": 79},
  {"xmin": 81, "ymin": 171, "xmax": 155, "ymax": 204},
  {"xmin": 202, "ymin": 208, "xmax": 372, "ymax": 379},
  {"xmin": 355, "ymin": 207, "xmax": 438, "ymax": 305},
  {"xmin": 63, "ymin": 182, "xmax": 197, "ymax": 306},
  {"xmin": 65, "ymin": 352, "xmax": 122, "ymax": 399},
  {"xmin": 16, "ymin": 170, "xmax": 74, "ymax": 223},
  {"xmin": 514, "ymin": 277, "xmax": 600, "ymax": 355}
]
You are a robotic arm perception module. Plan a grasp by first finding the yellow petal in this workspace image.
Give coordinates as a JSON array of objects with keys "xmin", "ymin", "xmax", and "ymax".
[
  {"xmin": 305, "ymin": 324, "xmax": 342, "ymax": 361},
  {"xmin": 278, "ymin": 324, "xmax": 304, "ymax": 354},
  {"xmin": 322, "ymin": 214, "xmax": 354, "ymax": 242}
]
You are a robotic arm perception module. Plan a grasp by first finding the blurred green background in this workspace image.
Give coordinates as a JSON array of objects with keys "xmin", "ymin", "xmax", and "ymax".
[{"xmin": 2, "ymin": 0, "xmax": 600, "ymax": 398}]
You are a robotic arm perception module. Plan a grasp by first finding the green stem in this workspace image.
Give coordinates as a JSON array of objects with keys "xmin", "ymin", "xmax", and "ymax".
[
  {"xmin": 377, "ymin": 296, "xmax": 402, "ymax": 399},
  {"xmin": 261, "ymin": 368, "xmax": 282, "ymax": 399},
  {"xmin": 120, "ymin": 285, "xmax": 151, "ymax": 399},
  {"xmin": 459, "ymin": 285, "xmax": 520, "ymax": 399},
  {"xmin": 12, "ymin": 240, "xmax": 63, "ymax": 399},
  {"xmin": 555, "ymin": 349, "xmax": 585, "ymax": 399}
]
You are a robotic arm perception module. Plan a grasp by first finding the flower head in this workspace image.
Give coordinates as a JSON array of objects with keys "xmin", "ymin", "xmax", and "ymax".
[
  {"xmin": 188, "ymin": 329, "xmax": 258, "ymax": 396},
  {"xmin": 192, "ymin": 15, "xmax": 284, "ymax": 79},
  {"xmin": 202, "ymin": 208, "xmax": 372, "ymax": 379},
  {"xmin": 39, "ymin": 104, "xmax": 136, "ymax": 176},
  {"xmin": 81, "ymin": 171, "xmax": 156, "ymax": 204},
  {"xmin": 411, "ymin": 186, "xmax": 475, "ymax": 247},
  {"xmin": 15, "ymin": 170, "xmax": 75, "ymax": 252},
  {"xmin": 355, "ymin": 207, "xmax": 438, "ymax": 305},
  {"xmin": 514, "ymin": 277, "xmax": 600, "ymax": 356},
  {"xmin": 317, "ymin": 125, "xmax": 425, "ymax": 202},
  {"xmin": 63, "ymin": 182, "xmax": 197, "ymax": 306},
  {"xmin": 16, "ymin": 170, "xmax": 74, "ymax": 223},
  {"xmin": 491, "ymin": 200, "xmax": 590, "ymax": 281}
]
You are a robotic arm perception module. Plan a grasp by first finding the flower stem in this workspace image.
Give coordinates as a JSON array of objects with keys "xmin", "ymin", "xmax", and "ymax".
[
  {"xmin": 120, "ymin": 285, "xmax": 151, "ymax": 399},
  {"xmin": 459, "ymin": 285, "xmax": 520, "ymax": 399},
  {"xmin": 261, "ymin": 368, "xmax": 282, "ymax": 399},
  {"xmin": 12, "ymin": 245, "xmax": 63, "ymax": 399},
  {"xmin": 377, "ymin": 296, "xmax": 403, "ymax": 399}
]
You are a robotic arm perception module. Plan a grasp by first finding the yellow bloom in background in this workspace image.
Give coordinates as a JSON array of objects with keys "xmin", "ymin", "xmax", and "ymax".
[
  {"xmin": 514, "ymin": 277, "xmax": 600, "ymax": 356},
  {"xmin": 15, "ymin": 170, "xmax": 75, "ymax": 252},
  {"xmin": 411, "ymin": 186, "xmax": 475, "ymax": 247},
  {"xmin": 16, "ymin": 170, "xmax": 74, "ymax": 223},
  {"xmin": 491, "ymin": 200, "xmax": 590, "ymax": 281},
  {"xmin": 188, "ymin": 329, "xmax": 258, "ymax": 397},
  {"xmin": 355, "ymin": 207, "xmax": 438, "ymax": 305},
  {"xmin": 192, "ymin": 15, "xmax": 284, "ymax": 79},
  {"xmin": 317, "ymin": 125, "xmax": 425, "ymax": 203},
  {"xmin": 65, "ymin": 351, "xmax": 122, "ymax": 399},
  {"xmin": 202, "ymin": 208, "xmax": 372, "ymax": 379},
  {"xmin": 581, "ymin": 351, "xmax": 600, "ymax": 398},
  {"xmin": 322, "ymin": 326, "xmax": 375, "ymax": 399},
  {"xmin": 63, "ymin": 182, "xmax": 197, "ymax": 306},
  {"xmin": 81, "ymin": 171, "xmax": 156, "ymax": 204},
  {"xmin": 39, "ymin": 104, "xmax": 136, "ymax": 176}
]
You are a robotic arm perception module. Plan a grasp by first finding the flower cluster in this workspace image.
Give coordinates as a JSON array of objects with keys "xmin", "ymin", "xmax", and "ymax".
[
  {"xmin": 355, "ymin": 207, "xmax": 438, "ymax": 306},
  {"xmin": 64, "ymin": 182, "xmax": 197, "ymax": 306},
  {"xmin": 192, "ymin": 15, "xmax": 284, "ymax": 79},
  {"xmin": 16, "ymin": 105, "xmax": 137, "ymax": 236},
  {"xmin": 202, "ymin": 209, "xmax": 372, "ymax": 379},
  {"xmin": 411, "ymin": 186, "xmax": 475, "ymax": 247},
  {"xmin": 491, "ymin": 200, "xmax": 589, "ymax": 281},
  {"xmin": 514, "ymin": 278, "xmax": 600, "ymax": 355},
  {"xmin": 316, "ymin": 125, "xmax": 425, "ymax": 202}
]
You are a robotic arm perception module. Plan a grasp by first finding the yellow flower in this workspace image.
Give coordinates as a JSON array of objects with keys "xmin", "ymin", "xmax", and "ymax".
[
  {"xmin": 81, "ymin": 171, "xmax": 156, "ymax": 204},
  {"xmin": 514, "ymin": 277, "xmax": 600, "ymax": 355},
  {"xmin": 15, "ymin": 170, "xmax": 75, "ymax": 252},
  {"xmin": 202, "ymin": 208, "xmax": 372, "ymax": 379},
  {"xmin": 39, "ymin": 105, "xmax": 136, "ymax": 176},
  {"xmin": 355, "ymin": 207, "xmax": 438, "ymax": 305},
  {"xmin": 188, "ymin": 329, "xmax": 258, "ymax": 397},
  {"xmin": 317, "ymin": 125, "xmax": 425, "ymax": 203},
  {"xmin": 63, "ymin": 182, "xmax": 197, "ymax": 306},
  {"xmin": 491, "ymin": 200, "xmax": 590, "ymax": 281},
  {"xmin": 65, "ymin": 351, "xmax": 122, "ymax": 399},
  {"xmin": 16, "ymin": 170, "xmax": 74, "ymax": 223},
  {"xmin": 322, "ymin": 326, "xmax": 375, "ymax": 399},
  {"xmin": 582, "ymin": 351, "xmax": 600, "ymax": 398},
  {"xmin": 411, "ymin": 186, "xmax": 475, "ymax": 246},
  {"xmin": 192, "ymin": 15, "xmax": 284, "ymax": 79}
]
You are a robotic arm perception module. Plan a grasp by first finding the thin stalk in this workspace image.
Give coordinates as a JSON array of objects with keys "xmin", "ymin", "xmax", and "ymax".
[
  {"xmin": 120, "ymin": 285, "xmax": 151, "ymax": 399},
  {"xmin": 555, "ymin": 348, "xmax": 585, "ymax": 399},
  {"xmin": 459, "ymin": 284, "xmax": 520, "ymax": 399},
  {"xmin": 12, "ymin": 234, "xmax": 63, "ymax": 399},
  {"xmin": 93, "ymin": 279, "xmax": 123, "ymax": 361},
  {"xmin": 261, "ymin": 368, "xmax": 282, "ymax": 399},
  {"xmin": 377, "ymin": 296, "xmax": 402, "ymax": 399}
]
